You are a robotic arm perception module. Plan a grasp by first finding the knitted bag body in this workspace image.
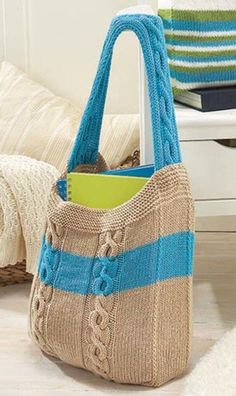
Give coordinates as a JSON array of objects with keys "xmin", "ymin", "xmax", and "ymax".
[
  {"xmin": 29, "ymin": 14, "xmax": 195, "ymax": 387},
  {"xmin": 159, "ymin": 0, "xmax": 236, "ymax": 94}
]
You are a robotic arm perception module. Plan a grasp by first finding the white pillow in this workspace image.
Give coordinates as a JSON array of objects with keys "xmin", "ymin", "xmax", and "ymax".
[{"xmin": 0, "ymin": 62, "xmax": 139, "ymax": 170}]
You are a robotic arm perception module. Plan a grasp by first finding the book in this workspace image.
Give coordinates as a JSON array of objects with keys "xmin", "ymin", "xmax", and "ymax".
[
  {"xmin": 67, "ymin": 172, "xmax": 148, "ymax": 209},
  {"xmin": 57, "ymin": 165, "xmax": 154, "ymax": 202},
  {"xmin": 175, "ymin": 86, "xmax": 236, "ymax": 112},
  {"xmin": 102, "ymin": 164, "xmax": 154, "ymax": 178}
]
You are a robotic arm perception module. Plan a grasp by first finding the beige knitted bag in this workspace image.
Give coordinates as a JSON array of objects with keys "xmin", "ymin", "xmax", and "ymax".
[{"xmin": 29, "ymin": 14, "xmax": 195, "ymax": 387}]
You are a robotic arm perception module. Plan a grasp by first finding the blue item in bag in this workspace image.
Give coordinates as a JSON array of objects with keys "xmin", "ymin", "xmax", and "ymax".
[{"xmin": 102, "ymin": 164, "xmax": 154, "ymax": 177}]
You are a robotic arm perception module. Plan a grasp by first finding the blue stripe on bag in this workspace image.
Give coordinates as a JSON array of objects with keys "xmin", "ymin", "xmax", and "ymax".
[{"xmin": 39, "ymin": 231, "xmax": 194, "ymax": 296}]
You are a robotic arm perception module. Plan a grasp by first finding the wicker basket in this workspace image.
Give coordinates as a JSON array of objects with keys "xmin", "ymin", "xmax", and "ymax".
[
  {"xmin": 0, "ymin": 151, "xmax": 140, "ymax": 287},
  {"xmin": 0, "ymin": 262, "xmax": 33, "ymax": 286}
]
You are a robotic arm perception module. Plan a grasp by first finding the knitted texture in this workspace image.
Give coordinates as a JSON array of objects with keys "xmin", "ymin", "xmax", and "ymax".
[
  {"xmin": 29, "ymin": 14, "xmax": 195, "ymax": 387},
  {"xmin": 158, "ymin": 1, "xmax": 236, "ymax": 94},
  {"xmin": 68, "ymin": 15, "xmax": 181, "ymax": 172},
  {"xmin": 0, "ymin": 155, "xmax": 59, "ymax": 272}
]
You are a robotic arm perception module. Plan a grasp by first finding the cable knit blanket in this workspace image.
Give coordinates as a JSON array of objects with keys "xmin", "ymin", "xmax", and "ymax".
[{"xmin": 0, "ymin": 155, "xmax": 59, "ymax": 273}]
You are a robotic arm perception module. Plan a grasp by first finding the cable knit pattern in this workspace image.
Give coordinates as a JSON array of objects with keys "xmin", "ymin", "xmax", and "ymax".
[
  {"xmin": 31, "ymin": 281, "xmax": 54, "ymax": 355},
  {"xmin": 0, "ymin": 155, "xmax": 59, "ymax": 272},
  {"xmin": 30, "ymin": 221, "xmax": 64, "ymax": 355},
  {"xmin": 68, "ymin": 14, "xmax": 181, "ymax": 172},
  {"xmin": 86, "ymin": 230, "xmax": 123, "ymax": 378},
  {"xmin": 29, "ymin": 14, "xmax": 195, "ymax": 387}
]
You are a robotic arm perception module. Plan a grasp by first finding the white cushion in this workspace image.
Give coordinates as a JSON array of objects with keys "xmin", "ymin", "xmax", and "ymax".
[{"xmin": 0, "ymin": 62, "xmax": 139, "ymax": 170}]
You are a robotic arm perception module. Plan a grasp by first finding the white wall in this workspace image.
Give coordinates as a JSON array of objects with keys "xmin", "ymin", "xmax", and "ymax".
[
  {"xmin": 0, "ymin": 2, "xmax": 3, "ymax": 60},
  {"xmin": 0, "ymin": 0, "xmax": 147, "ymax": 113}
]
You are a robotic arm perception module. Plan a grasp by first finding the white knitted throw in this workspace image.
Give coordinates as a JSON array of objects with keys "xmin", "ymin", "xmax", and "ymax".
[{"xmin": 0, "ymin": 155, "xmax": 59, "ymax": 273}]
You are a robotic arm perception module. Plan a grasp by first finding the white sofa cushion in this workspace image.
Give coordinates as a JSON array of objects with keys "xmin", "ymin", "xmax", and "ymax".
[{"xmin": 0, "ymin": 62, "xmax": 139, "ymax": 170}]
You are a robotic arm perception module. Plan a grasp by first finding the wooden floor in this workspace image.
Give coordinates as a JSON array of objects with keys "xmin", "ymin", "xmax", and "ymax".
[{"xmin": 0, "ymin": 232, "xmax": 235, "ymax": 396}]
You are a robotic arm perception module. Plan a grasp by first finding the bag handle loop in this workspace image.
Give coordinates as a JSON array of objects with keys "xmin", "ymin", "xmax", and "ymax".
[{"xmin": 68, "ymin": 14, "xmax": 181, "ymax": 172}]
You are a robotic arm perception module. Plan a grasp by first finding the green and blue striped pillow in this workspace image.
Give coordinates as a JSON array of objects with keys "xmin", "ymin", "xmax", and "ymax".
[{"xmin": 159, "ymin": 5, "xmax": 236, "ymax": 94}]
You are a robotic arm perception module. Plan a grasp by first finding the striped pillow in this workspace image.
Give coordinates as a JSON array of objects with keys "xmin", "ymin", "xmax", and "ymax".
[
  {"xmin": 0, "ymin": 62, "xmax": 139, "ymax": 171},
  {"xmin": 158, "ymin": 1, "xmax": 236, "ymax": 94}
]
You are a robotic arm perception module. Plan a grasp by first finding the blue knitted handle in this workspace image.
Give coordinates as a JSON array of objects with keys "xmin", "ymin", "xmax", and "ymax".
[{"xmin": 68, "ymin": 14, "xmax": 181, "ymax": 172}]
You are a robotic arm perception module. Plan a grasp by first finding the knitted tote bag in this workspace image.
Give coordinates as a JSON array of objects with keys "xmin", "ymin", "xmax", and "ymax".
[
  {"xmin": 158, "ymin": 0, "xmax": 236, "ymax": 94},
  {"xmin": 29, "ymin": 14, "xmax": 195, "ymax": 387}
]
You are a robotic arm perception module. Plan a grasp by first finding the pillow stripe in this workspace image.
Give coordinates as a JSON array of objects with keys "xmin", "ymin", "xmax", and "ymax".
[{"xmin": 159, "ymin": 8, "xmax": 236, "ymax": 93}]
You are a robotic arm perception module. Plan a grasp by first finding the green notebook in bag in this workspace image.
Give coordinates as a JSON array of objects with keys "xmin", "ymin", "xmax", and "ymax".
[{"xmin": 67, "ymin": 172, "xmax": 148, "ymax": 209}]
